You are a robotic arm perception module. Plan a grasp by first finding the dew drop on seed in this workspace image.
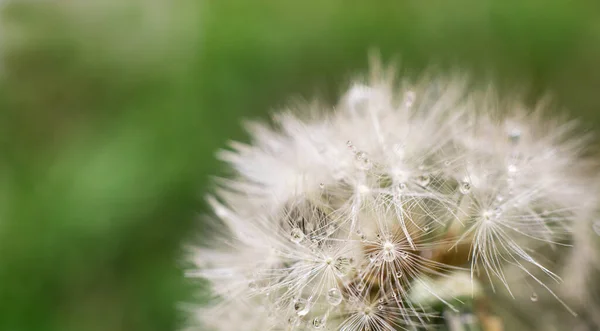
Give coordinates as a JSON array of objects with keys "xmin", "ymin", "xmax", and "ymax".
[
  {"xmin": 312, "ymin": 315, "xmax": 326, "ymax": 329},
  {"xmin": 290, "ymin": 228, "xmax": 304, "ymax": 243},
  {"xmin": 327, "ymin": 288, "xmax": 343, "ymax": 306},
  {"xmin": 383, "ymin": 251, "xmax": 396, "ymax": 262},
  {"xmin": 423, "ymin": 225, "xmax": 430, "ymax": 232},
  {"xmin": 417, "ymin": 174, "xmax": 431, "ymax": 187},
  {"xmin": 368, "ymin": 253, "xmax": 378, "ymax": 263},
  {"xmin": 508, "ymin": 128, "xmax": 521, "ymax": 144},
  {"xmin": 396, "ymin": 271, "xmax": 403, "ymax": 278},
  {"xmin": 494, "ymin": 207, "xmax": 502, "ymax": 217},
  {"xmin": 378, "ymin": 305, "xmax": 384, "ymax": 311},
  {"xmin": 459, "ymin": 181, "xmax": 471, "ymax": 194},
  {"xmin": 294, "ymin": 299, "xmax": 310, "ymax": 316},
  {"xmin": 530, "ymin": 292, "xmax": 538, "ymax": 302},
  {"xmin": 398, "ymin": 182, "xmax": 407, "ymax": 191},
  {"xmin": 356, "ymin": 281, "xmax": 365, "ymax": 291},
  {"xmin": 288, "ymin": 316, "xmax": 300, "ymax": 327},
  {"xmin": 354, "ymin": 151, "xmax": 373, "ymax": 170},
  {"xmin": 404, "ymin": 90, "xmax": 416, "ymax": 108},
  {"xmin": 248, "ymin": 280, "xmax": 258, "ymax": 291}
]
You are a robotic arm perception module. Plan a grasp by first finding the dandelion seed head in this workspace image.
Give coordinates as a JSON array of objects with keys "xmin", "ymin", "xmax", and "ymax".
[{"xmin": 188, "ymin": 61, "xmax": 600, "ymax": 330}]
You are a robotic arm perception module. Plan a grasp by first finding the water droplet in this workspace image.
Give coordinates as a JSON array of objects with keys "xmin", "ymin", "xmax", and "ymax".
[
  {"xmin": 593, "ymin": 220, "xmax": 600, "ymax": 236},
  {"xmin": 294, "ymin": 299, "xmax": 310, "ymax": 316},
  {"xmin": 368, "ymin": 253, "xmax": 378, "ymax": 263},
  {"xmin": 507, "ymin": 164, "xmax": 518, "ymax": 174},
  {"xmin": 288, "ymin": 316, "xmax": 300, "ymax": 327},
  {"xmin": 354, "ymin": 151, "xmax": 373, "ymax": 170},
  {"xmin": 494, "ymin": 207, "xmax": 502, "ymax": 217},
  {"xmin": 444, "ymin": 160, "xmax": 452, "ymax": 167},
  {"xmin": 327, "ymin": 288, "xmax": 343, "ymax": 306},
  {"xmin": 397, "ymin": 182, "xmax": 407, "ymax": 192},
  {"xmin": 400, "ymin": 251, "xmax": 409, "ymax": 259},
  {"xmin": 356, "ymin": 281, "xmax": 365, "ymax": 291},
  {"xmin": 395, "ymin": 271, "xmax": 403, "ymax": 278},
  {"xmin": 378, "ymin": 305, "xmax": 384, "ymax": 311},
  {"xmin": 459, "ymin": 181, "xmax": 471, "ymax": 194},
  {"xmin": 391, "ymin": 292, "xmax": 398, "ymax": 298},
  {"xmin": 416, "ymin": 174, "xmax": 431, "ymax": 187},
  {"xmin": 312, "ymin": 315, "xmax": 326, "ymax": 329},
  {"xmin": 290, "ymin": 228, "xmax": 305, "ymax": 243},
  {"xmin": 383, "ymin": 251, "xmax": 395, "ymax": 262},
  {"xmin": 334, "ymin": 257, "xmax": 352, "ymax": 276},
  {"xmin": 404, "ymin": 90, "xmax": 416, "ymax": 108},
  {"xmin": 319, "ymin": 183, "xmax": 325, "ymax": 190},
  {"xmin": 530, "ymin": 292, "xmax": 538, "ymax": 302},
  {"xmin": 423, "ymin": 225, "xmax": 430, "ymax": 232},
  {"xmin": 508, "ymin": 128, "xmax": 521, "ymax": 144},
  {"xmin": 248, "ymin": 280, "xmax": 258, "ymax": 291},
  {"xmin": 482, "ymin": 210, "xmax": 494, "ymax": 223}
]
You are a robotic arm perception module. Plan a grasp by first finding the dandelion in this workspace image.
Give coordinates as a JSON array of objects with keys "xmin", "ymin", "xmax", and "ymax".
[{"xmin": 187, "ymin": 59, "xmax": 599, "ymax": 331}]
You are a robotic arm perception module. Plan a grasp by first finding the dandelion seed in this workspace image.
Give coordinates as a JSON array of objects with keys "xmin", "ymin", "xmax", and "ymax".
[{"xmin": 189, "ymin": 61, "xmax": 599, "ymax": 331}]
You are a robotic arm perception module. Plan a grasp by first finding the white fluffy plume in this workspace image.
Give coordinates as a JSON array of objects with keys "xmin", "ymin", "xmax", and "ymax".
[{"xmin": 187, "ymin": 60, "xmax": 599, "ymax": 331}]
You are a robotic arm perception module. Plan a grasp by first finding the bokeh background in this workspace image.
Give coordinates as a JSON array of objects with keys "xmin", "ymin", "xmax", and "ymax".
[{"xmin": 0, "ymin": 1, "xmax": 599, "ymax": 330}]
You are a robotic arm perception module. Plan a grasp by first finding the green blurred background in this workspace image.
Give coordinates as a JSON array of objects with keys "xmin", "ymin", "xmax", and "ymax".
[{"xmin": 0, "ymin": 1, "xmax": 599, "ymax": 330}]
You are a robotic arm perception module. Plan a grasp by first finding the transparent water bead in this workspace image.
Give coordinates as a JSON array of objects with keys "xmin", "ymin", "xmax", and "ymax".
[
  {"xmin": 294, "ymin": 298, "xmax": 311, "ymax": 316},
  {"xmin": 290, "ymin": 228, "xmax": 305, "ymax": 243},
  {"xmin": 383, "ymin": 251, "xmax": 395, "ymax": 262},
  {"xmin": 248, "ymin": 280, "xmax": 258, "ymax": 291},
  {"xmin": 530, "ymin": 292, "xmax": 538, "ymax": 302},
  {"xmin": 508, "ymin": 128, "xmax": 521, "ymax": 144},
  {"xmin": 395, "ymin": 271, "xmax": 403, "ymax": 278},
  {"xmin": 354, "ymin": 151, "xmax": 373, "ymax": 170},
  {"xmin": 334, "ymin": 257, "xmax": 353, "ymax": 276},
  {"xmin": 459, "ymin": 181, "xmax": 471, "ymax": 194},
  {"xmin": 327, "ymin": 288, "xmax": 343, "ymax": 306},
  {"xmin": 416, "ymin": 174, "xmax": 431, "ymax": 187},
  {"xmin": 382, "ymin": 242, "xmax": 396, "ymax": 262},
  {"xmin": 312, "ymin": 315, "xmax": 326, "ymax": 329},
  {"xmin": 287, "ymin": 316, "xmax": 301, "ymax": 327},
  {"xmin": 404, "ymin": 90, "xmax": 416, "ymax": 108},
  {"xmin": 356, "ymin": 281, "xmax": 365, "ymax": 291}
]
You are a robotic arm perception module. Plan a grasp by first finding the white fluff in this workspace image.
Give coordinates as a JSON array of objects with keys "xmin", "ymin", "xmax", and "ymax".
[{"xmin": 188, "ymin": 61, "xmax": 599, "ymax": 331}]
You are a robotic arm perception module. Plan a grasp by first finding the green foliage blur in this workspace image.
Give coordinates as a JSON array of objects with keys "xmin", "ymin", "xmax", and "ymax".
[{"xmin": 0, "ymin": 1, "xmax": 599, "ymax": 330}]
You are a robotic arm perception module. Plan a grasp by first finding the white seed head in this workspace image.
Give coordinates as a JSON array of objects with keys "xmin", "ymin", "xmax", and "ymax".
[{"xmin": 188, "ymin": 62, "xmax": 600, "ymax": 331}]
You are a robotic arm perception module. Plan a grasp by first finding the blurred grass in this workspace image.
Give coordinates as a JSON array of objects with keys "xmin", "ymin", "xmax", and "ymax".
[{"xmin": 0, "ymin": 1, "xmax": 599, "ymax": 330}]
